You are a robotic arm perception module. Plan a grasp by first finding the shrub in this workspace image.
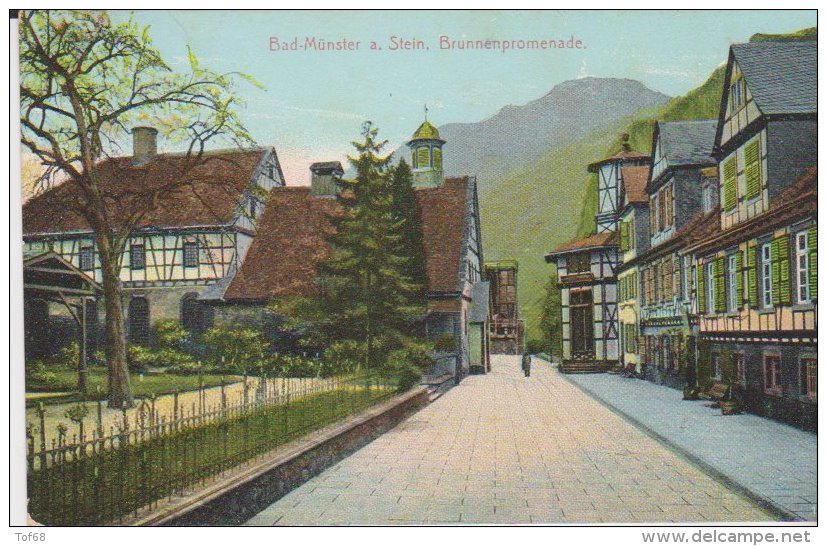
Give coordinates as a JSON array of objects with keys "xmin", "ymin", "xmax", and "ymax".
[
  {"xmin": 152, "ymin": 319, "xmax": 190, "ymax": 350},
  {"xmin": 202, "ymin": 326, "xmax": 269, "ymax": 375},
  {"xmin": 525, "ymin": 339, "xmax": 546, "ymax": 355},
  {"xmin": 127, "ymin": 345, "xmax": 196, "ymax": 372},
  {"xmin": 433, "ymin": 333, "xmax": 456, "ymax": 353},
  {"xmin": 385, "ymin": 342, "xmax": 432, "ymax": 391},
  {"xmin": 324, "ymin": 340, "xmax": 368, "ymax": 375},
  {"xmin": 26, "ymin": 360, "xmax": 57, "ymax": 384},
  {"xmin": 394, "ymin": 364, "xmax": 422, "ymax": 392},
  {"xmin": 56, "ymin": 342, "xmax": 80, "ymax": 369}
]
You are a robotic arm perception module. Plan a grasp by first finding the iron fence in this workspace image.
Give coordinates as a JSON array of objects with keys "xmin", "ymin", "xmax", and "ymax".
[{"xmin": 27, "ymin": 373, "xmax": 399, "ymax": 526}]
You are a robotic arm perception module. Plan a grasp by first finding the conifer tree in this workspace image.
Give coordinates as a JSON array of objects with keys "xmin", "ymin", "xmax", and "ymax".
[
  {"xmin": 389, "ymin": 159, "xmax": 428, "ymax": 296},
  {"xmin": 289, "ymin": 122, "xmax": 425, "ymax": 371}
]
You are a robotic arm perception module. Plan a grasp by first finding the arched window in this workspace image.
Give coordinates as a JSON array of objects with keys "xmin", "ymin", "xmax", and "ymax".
[
  {"xmin": 128, "ymin": 297, "xmax": 150, "ymax": 346},
  {"xmin": 181, "ymin": 292, "xmax": 213, "ymax": 335}
]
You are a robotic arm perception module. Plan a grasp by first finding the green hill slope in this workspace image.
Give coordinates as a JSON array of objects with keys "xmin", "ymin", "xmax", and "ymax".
[{"xmin": 482, "ymin": 27, "xmax": 815, "ymax": 343}]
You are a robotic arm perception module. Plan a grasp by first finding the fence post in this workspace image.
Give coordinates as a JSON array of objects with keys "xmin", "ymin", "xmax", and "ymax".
[
  {"xmin": 96, "ymin": 388, "xmax": 103, "ymax": 437},
  {"xmin": 220, "ymin": 379, "xmax": 227, "ymax": 417},
  {"xmin": 37, "ymin": 403, "xmax": 46, "ymax": 470},
  {"xmin": 173, "ymin": 390, "xmax": 180, "ymax": 432}
]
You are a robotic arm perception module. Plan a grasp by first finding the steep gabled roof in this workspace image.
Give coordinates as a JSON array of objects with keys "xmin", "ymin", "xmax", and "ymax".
[
  {"xmin": 221, "ymin": 187, "xmax": 343, "ymax": 302},
  {"xmin": 621, "ymin": 165, "xmax": 651, "ymax": 205},
  {"xmin": 220, "ymin": 175, "xmax": 477, "ymax": 302},
  {"xmin": 23, "ymin": 148, "xmax": 271, "ymax": 235},
  {"xmin": 415, "ymin": 176, "xmax": 473, "ymax": 293},
  {"xmin": 545, "ymin": 231, "xmax": 619, "ymax": 262},
  {"xmin": 730, "ymin": 41, "xmax": 817, "ymax": 116},
  {"xmin": 656, "ymin": 120, "xmax": 718, "ymax": 168}
]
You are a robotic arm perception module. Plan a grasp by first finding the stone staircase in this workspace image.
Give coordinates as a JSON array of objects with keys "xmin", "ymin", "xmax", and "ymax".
[{"xmin": 559, "ymin": 360, "xmax": 614, "ymax": 374}]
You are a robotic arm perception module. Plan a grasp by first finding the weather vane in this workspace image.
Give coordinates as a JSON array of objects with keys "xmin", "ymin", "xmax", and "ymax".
[{"xmin": 424, "ymin": 103, "xmax": 429, "ymax": 121}]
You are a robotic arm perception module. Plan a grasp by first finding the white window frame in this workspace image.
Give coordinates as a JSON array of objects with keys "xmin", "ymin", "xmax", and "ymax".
[
  {"xmin": 735, "ymin": 352, "xmax": 746, "ymax": 385},
  {"xmin": 706, "ymin": 261, "xmax": 715, "ymax": 313},
  {"xmin": 800, "ymin": 357, "xmax": 817, "ymax": 399},
  {"xmin": 763, "ymin": 353, "xmax": 782, "ymax": 396},
  {"xmin": 727, "ymin": 254, "xmax": 738, "ymax": 313},
  {"xmin": 761, "ymin": 243, "xmax": 773, "ymax": 308},
  {"xmin": 712, "ymin": 352, "xmax": 722, "ymax": 380},
  {"xmin": 795, "ymin": 231, "xmax": 810, "ymax": 304}
]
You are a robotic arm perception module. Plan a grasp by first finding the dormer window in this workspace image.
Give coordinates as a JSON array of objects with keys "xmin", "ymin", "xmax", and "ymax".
[{"xmin": 730, "ymin": 77, "xmax": 745, "ymax": 113}]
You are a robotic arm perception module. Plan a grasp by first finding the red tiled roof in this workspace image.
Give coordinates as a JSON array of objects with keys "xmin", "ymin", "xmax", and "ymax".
[
  {"xmin": 223, "ymin": 176, "xmax": 474, "ymax": 301},
  {"xmin": 415, "ymin": 176, "xmax": 471, "ymax": 293},
  {"xmin": 622, "ymin": 165, "xmax": 651, "ymax": 204},
  {"xmin": 547, "ymin": 231, "xmax": 619, "ymax": 259},
  {"xmin": 22, "ymin": 149, "xmax": 267, "ymax": 234},
  {"xmin": 222, "ymin": 187, "xmax": 343, "ymax": 302},
  {"xmin": 588, "ymin": 148, "xmax": 650, "ymax": 172}
]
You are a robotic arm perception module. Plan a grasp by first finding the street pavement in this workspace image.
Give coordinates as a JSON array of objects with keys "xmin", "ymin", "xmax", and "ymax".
[
  {"xmin": 246, "ymin": 355, "xmax": 776, "ymax": 525},
  {"xmin": 563, "ymin": 367, "xmax": 817, "ymax": 522}
]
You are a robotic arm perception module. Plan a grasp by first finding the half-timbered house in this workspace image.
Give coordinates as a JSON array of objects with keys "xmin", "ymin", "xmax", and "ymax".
[
  {"xmin": 616, "ymin": 165, "xmax": 651, "ymax": 373},
  {"xmin": 544, "ymin": 137, "xmax": 649, "ymax": 373},
  {"xmin": 682, "ymin": 40, "xmax": 817, "ymax": 430},
  {"xmin": 212, "ymin": 122, "xmax": 489, "ymax": 382},
  {"xmin": 636, "ymin": 120, "xmax": 718, "ymax": 387},
  {"xmin": 484, "ymin": 260, "xmax": 524, "ymax": 355},
  {"xmin": 22, "ymin": 127, "xmax": 285, "ymax": 351}
]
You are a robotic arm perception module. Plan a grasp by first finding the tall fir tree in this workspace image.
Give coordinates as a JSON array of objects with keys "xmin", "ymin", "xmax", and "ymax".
[
  {"xmin": 389, "ymin": 159, "xmax": 428, "ymax": 296},
  {"xmin": 288, "ymin": 122, "xmax": 424, "ymax": 371}
]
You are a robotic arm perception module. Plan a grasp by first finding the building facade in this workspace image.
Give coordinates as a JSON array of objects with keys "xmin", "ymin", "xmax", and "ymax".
[
  {"xmin": 616, "ymin": 165, "xmax": 651, "ymax": 373},
  {"xmin": 637, "ymin": 120, "xmax": 718, "ymax": 388},
  {"xmin": 22, "ymin": 127, "xmax": 285, "ymax": 352},
  {"xmin": 484, "ymin": 260, "xmax": 524, "ymax": 355},
  {"xmin": 545, "ymin": 137, "xmax": 649, "ymax": 373},
  {"xmin": 212, "ymin": 121, "xmax": 490, "ymax": 382},
  {"xmin": 685, "ymin": 41, "xmax": 817, "ymax": 430}
]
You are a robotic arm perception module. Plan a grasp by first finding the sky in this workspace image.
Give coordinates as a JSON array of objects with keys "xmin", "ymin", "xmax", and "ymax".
[{"xmin": 113, "ymin": 10, "xmax": 816, "ymax": 184}]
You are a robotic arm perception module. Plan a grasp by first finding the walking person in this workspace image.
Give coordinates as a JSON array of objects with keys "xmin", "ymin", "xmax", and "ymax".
[{"xmin": 522, "ymin": 352, "xmax": 531, "ymax": 377}]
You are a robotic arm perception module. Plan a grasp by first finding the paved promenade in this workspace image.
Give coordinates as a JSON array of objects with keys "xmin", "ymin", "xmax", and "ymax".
[
  {"xmin": 246, "ymin": 355, "xmax": 775, "ymax": 525},
  {"xmin": 563, "ymin": 368, "xmax": 817, "ymax": 522}
]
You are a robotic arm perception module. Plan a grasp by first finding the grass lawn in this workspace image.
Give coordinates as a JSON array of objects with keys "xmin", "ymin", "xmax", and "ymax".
[
  {"xmin": 26, "ymin": 368, "xmax": 243, "ymax": 403},
  {"xmin": 29, "ymin": 383, "xmax": 396, "ymax": 525}
]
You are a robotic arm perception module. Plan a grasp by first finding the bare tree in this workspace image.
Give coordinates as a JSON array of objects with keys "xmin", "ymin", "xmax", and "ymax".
[{"xmin": 20, "ymin": 10, "xmax": 258, "ymax": 407}]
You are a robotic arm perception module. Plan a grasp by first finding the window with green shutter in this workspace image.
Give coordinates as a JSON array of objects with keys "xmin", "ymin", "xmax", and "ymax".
[
  {"xmin": 697, "ymin": 262, "xmax": 706, "ymax": 313},
  {"xmin": 735, "ymin": 251, "xmax": 744, "ymax": 310},
  {"xmin": 620, "ymin": 221, "xmax": 629, "ymax": 251},
  {"xmin": 723, "ymin": 157, "xmax": 737, "ymax": 211},
  {"xmin": 744, "ymin": 140, "xmax": 762, "ymax": 200},
  {"xmin": 771, "ymin": 235, "xmax": 791, "ymax": 305},
  {"xmin": 808, "ymin": 226, "xmax": 817, "ymax": 301},
  {"xmin": 746, "ymin": 244, "xmax": 757, "ymax": 308},
  {"xmin": 714, "ymin": 256, "xmax": 726, "ymax": 313}
]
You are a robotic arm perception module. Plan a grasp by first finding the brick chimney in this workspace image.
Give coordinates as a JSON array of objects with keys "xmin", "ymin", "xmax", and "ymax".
[{"xmin": 132, "ymin": 126, "xmax": 158, "ymax": 164}]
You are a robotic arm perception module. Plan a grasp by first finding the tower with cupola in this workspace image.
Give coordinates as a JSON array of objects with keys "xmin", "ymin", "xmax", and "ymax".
[{"xmin": 407, "ymin": 120, "xmax": 445, "ymax": 188}]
